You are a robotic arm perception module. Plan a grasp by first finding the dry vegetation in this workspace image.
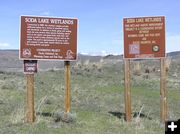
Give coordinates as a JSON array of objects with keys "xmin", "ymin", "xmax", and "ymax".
[{"xmin": 0, "ymin": 51, "xmax": 180, "ymax": 134}]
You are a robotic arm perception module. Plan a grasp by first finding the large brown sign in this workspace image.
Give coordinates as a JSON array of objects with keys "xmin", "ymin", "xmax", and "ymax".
[
  {"xmin": 123, "ymin": 16, "xmax": 165, "ymax": 58},
  {"xmin": 20, "ymin": 16, "xmax": 77, "ymax": 60}
]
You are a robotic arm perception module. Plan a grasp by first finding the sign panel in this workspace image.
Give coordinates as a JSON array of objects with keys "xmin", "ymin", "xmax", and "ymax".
[
  {"xmin": 24, "ymin": 60, "xmax": 38, "ymax": 74},
  {"xmin": 20, "ymin": 16, "xmax": 78, "ymax": 60},
  {"xmin": 123, "ymin": 16, "xmax": 165, "ymax": 58}
]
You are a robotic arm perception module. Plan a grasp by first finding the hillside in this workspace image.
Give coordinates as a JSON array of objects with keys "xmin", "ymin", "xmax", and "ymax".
[
  {"xmin": 0, "ymin": 50, "xmax": 104, "ymax": 72},
  {"xmin": 0, "ymin": 50, "xmax": 180, "ymax": 72}
]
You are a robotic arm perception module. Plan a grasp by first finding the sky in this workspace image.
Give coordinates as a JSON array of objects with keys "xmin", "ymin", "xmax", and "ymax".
[{"xmin": 0, "ymin": 0, "xmax": 180, "ymax": 55}]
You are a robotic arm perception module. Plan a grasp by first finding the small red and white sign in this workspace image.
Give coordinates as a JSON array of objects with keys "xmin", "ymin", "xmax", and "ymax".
[{"xmin": 24, "ymin": 60, "xmax": 38, "ymax": 74}]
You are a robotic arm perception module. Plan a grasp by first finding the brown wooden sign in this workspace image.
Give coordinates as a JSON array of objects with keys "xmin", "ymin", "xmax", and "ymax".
[
  {"xmin": 20, "ymin": 16, "xmax": 78, "ymax": 60},
  {"xmin": 123, "ymin": 16, "xmax": 165, "ymax": 58}
]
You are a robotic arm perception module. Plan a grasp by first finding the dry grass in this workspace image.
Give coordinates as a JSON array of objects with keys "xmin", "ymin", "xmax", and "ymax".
[
  {"xmin": 10, "ymin": 105, "xmax": 25, "ymax": 124},
  {"xmin": 0, "ymin": 57, "xmax": 180, "ymax": 134}
]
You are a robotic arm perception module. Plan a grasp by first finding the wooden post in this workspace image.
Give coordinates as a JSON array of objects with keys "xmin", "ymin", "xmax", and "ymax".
[
  {"xmin": 64, "ymin": 61, "xmax": 71, "ymax": 113},
  {"xmin": 160, "ymin": 58, "xmax": 167, "ymax": 123},
  {"xmin": 124, "ymin": 59, "xmax": 132, "ymax": 122},
  {"xmin": 26, "ymin": 74, "xmax": 35, "ymax": 123}
]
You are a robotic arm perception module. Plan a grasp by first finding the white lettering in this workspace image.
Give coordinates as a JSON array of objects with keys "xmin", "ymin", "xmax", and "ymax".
[
  {"xmin": 25, "ymin": 18, "xmax": 37, "ymax": 23},
  {"xmin": 50, "ymin": 19, "xmax": 74, "ymax": 25},
  {"xmin": 127, "ymin": 18, "xmax": 135, "ymax": 23},
  {"xmin": 145, "ymin": 17, "xmax": 162, "ymax": 22},
  {"xmin": 38, "ymin": 18, "xmax": 49, "ymax": 23}
]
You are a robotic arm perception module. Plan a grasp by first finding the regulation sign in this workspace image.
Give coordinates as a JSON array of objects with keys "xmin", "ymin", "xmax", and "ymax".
[
  {"xmin": 24, "ymin": 60, "xmax": 38, "ymax": 74},
  {"xmin": 123, "ymin": 16, "xmax": 165, "ymax": 58},
  {"xmin": 20, "ymin": 16, "xmax": 78, "ymax": 60}
]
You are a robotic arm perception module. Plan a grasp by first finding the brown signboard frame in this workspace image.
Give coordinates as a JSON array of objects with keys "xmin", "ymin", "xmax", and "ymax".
[
  {"xmin": 20, "ymin": 16, "xmax": 78, "ymax": 60},
  {"xmin": 123, "ymin": 16, "xmax": 165, "ymax": 59}
]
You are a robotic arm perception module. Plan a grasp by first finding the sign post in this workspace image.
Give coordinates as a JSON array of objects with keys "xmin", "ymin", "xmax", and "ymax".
[
  {"xmin": 64, "ymin": 61, "xmax": 71, "ymax": 113},
  {"xmin": 124, "ymin": 59, "xmax": 131, "ymax": 122},
  {"xmin": 20, "ymin": 16, "xmax": 78, "ymax": 123},
  {"xmin": 123, "ymin": 16, "xmax": 166, "ymax": 122},
  {"xmin": 160, "ymin": 58, "xmax": 167, "ymax": 122},
  {"xmin": 26, "ymin": 74, "xmax": 35, "ymax": 123},
  {"xmin": 23, "ymin": 60, "xmax": 37, "ymax": 123}
]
